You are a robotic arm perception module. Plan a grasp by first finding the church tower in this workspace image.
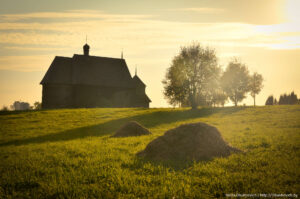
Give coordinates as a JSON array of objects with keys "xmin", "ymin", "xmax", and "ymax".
[{"xmin": 83, "ymin": 43, "xmax": 90, "ymax": 56}]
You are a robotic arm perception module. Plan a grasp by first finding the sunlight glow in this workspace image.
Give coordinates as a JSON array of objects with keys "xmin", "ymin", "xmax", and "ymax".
[{"xmin": 287, "ymin": 0, "xmax": 300, "ymax": 23}]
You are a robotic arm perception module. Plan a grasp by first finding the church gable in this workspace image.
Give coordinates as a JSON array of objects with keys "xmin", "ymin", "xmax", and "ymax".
[{"xmin": 40, "ymin": 43, "xmax": 151, "ymax": 108}]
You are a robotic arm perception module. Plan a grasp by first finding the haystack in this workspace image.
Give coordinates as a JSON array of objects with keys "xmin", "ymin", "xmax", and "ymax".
[
  {"xmin": 137, "ymin": 122, "xmax": 240, "ymax": 161},
  {"xmin": 112, "ymin": 121, "xmax": 151, "ymax": 137}
]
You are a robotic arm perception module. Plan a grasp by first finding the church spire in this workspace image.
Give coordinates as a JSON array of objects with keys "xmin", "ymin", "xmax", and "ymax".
[
  {"xmin": 135, "ymin": 66, "xmax": 137, "ymax": 76},
  {"xmin": 83, "ymin": 35, "xmax": 90, "ymax": 56},
  {"xmin": 121, "ymin": 48, "xmax": 123, "ymax": 59}
]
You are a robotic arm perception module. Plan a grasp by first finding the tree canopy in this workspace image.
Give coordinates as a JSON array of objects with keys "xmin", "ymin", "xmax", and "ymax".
[
  {"xmin": 163, "ymin": 43, "xmax": 264, "ymax": 108},
  {"xmin": 221, "ymin": 59, "xmax": 250, "ymax": 106},
  {"xmin": 162, "ymin": 43, "xmax": 220, "ymax": 109}
]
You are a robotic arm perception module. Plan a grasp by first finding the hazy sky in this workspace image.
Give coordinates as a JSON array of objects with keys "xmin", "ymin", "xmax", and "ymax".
[{"xmin": 0, "ymin": 0, "xmax": 299, "ymax": 107}]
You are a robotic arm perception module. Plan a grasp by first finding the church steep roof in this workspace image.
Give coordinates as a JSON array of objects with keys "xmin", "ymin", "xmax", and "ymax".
[
  {"xmin": 142, "ymin": 94, "xmax": 152, "ymax": 102},
  {"xmin": 132, "ymin": 75, "xmax": 146, "ymax": 87},
  {"xmin": 40, "ymin": 54, "xmax": 135, "ymax": 88},
  {"xmin": 40, "ymin": 56, "xmax": 72, "ymax": 85}
]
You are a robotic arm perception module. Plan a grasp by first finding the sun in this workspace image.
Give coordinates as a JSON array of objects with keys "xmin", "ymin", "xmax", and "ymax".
[{"xmin": 286, "ymin": 0, "xmax": 300, "ymax": 23}]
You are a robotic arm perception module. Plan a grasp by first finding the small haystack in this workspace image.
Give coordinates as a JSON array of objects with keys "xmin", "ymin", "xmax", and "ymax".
[
  {"xmin": 112, "ymin": 121, "xmax": 151, "ymax": 137},
  {"xmin": 137, "ymin": 122, "xmax": 240, "ymax": 161}
]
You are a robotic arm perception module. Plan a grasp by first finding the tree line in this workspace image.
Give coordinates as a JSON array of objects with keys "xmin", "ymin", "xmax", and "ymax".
[
  {"xmin": 1, "ymin": 101, "xmax": 41, "ymax": 111},
  {"xmin": 265, "ymin": 92, "xmax": 300, "ymax": 105},
  {"xmin": 162, "ymin": 42, "xmax": 263, "ymax": 109}
]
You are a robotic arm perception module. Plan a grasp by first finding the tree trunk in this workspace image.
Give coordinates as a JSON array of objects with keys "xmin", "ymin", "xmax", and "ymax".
[
  {"xmin": 254, "ymin": 94, "xmax": 256, "ymax": 107},
  {"xmin": 191, "ymin": 97, "xmax": 197, "ymax": 109},
  {"xmin": 234, "ymin": 92, "xmax": 237, "ymax": 106},
  {"xmin": 234, "ymin": 96, "xmax": 237, "ymax": 106},
  {"xmin": 191, "ymin": 86, "xmax": 197, "ymax": 110}
]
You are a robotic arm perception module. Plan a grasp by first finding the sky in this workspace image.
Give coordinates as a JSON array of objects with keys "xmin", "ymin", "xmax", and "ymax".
[{"xmin": 0, "ymin": 0, "xmax": 299, "ymax": 108}]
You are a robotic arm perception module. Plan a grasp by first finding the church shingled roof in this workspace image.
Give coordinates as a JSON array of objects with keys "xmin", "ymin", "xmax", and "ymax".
[
  {"xmin": 40, "ymin": 54, "xmax": 135, "ymax": 88},
  {"xmin": 40, "ymin": 56, "xmax": 72, "ymax": 85},
  {"xmin": 132, "ymin": 75, "xmax": 146, "ymax": 87}
]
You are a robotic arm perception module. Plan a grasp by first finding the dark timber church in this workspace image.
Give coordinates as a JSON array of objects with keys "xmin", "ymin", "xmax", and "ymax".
[{"xmin": 40, "ymin": 43, "xmax": 151, "ymax": 108}]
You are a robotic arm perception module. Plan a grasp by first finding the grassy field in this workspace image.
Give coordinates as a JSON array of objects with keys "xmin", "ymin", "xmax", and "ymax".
[{"xmin": 0, "ymin": 106, "xmax": 299, "ymax": 198}]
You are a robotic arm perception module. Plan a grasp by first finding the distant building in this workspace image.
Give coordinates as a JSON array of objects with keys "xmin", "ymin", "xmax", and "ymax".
[
  {"xmin": 40, "ymin": 43, "xmax": 151, "ymax": 109},
  {"xmin": 12, "ymin": 101, "xmax": 30, "ymax": 110}
]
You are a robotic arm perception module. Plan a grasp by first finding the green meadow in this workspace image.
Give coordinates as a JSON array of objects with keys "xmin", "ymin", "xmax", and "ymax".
[{"xmin": 0, "ymin": 106, "xmax": 299, "ymax": 198}]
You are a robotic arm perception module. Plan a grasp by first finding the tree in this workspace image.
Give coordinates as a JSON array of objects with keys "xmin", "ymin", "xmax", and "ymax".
[
  {"xmin": 290, "ymin": 91, "xmax": 298, "ymax": 104},
  {"xmin": 162, "ymin": 43, "xmax": 220, "ymax": 109},
  {"xmin": 265, "ymin": 95, "xmax": 274, "ymax": 105},
  {"xmin": 278, "ymin": 92, "xmax": 298, "ymax": 105},
  {"xmin": 200, "ymin": 67, "xmax": 227, "ymax": 107},
  {"xmin": 162, "ymin": 65, "xmax": 189, "ymax": 107},
  {"xmin": 211, "ymin": 90, "xmax": 228, "ymax": 107},
  {"xmin": 249, "ymin": 72, "xmax": 263, "ymax": 106},
  {"xmin": 221, "ymin": 59, "xmax": 250, "ymax": 106},
  {"xmin": 1, "ymin": 106, "xmax": 9, "ymax": 111},
  {"xmin": 34, "ymin": 101, "xmax": 42, "ymax": 110},
  {"xmin": 10, "ymin": 101, "xmax": 30, "ymax": 110}
]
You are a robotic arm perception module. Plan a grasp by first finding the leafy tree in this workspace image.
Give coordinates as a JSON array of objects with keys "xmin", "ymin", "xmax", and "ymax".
[
  {"xmin": 265, "ymin": 95, "xmax": 274, "ymax": 105},
  {"xmin": 34, "ymin": 101, "xmax": 42, "ymax": 110},
  {"xmin": 200, "ymin": 67, "xmax": 227, "ymax": 107},
  {"xmin": 290, "ymin": 91, "xmax": 298, "ymax": 104},
  {"xmin": 211, "ymin": 90, "xmax": 228, "ymax": 107},
  {"xmin": 1, "ymin": 106, "xmax": 9, "ymax": 111},
  {"xmin": 162, "ymin": 65, "xmax": 189, "ymax": 107},
  {"xmin": 221, "ymin": 59, "xmax": 250, "ymax": 106},
  {"xmin": 249, "ymin": 72, "xmax": 263, "ymax": 106},
  {"xmin": 10, "ymin": 101, "xmax": 30, "ymax": 110},
  {"xmin": 162, "ymin": 43, "xmax": 220, "ymax": 109},
  {"xmin": 278, "ymin": 92, "xmax": 298, "ymax": 105},
  {"xmin": 279, "ymin": 94, "xmax": 287, "ymax": 105}
]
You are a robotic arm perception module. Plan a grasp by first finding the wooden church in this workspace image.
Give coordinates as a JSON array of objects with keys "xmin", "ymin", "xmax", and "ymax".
[{"xmin": 40, "ymin": 43, "xmax": 151, "ymax": 109}]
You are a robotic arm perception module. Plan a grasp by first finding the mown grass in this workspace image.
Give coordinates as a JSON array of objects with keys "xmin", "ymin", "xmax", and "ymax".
[{"xmin": 0, "ymin": 106, "xmax": 299, "ymax": 198}]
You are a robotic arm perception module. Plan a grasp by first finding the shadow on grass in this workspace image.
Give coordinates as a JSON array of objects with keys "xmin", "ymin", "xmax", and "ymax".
[
  {"xmin": 121, "ymin": 156, "xmax": 198, "ymax": 171},
  {"xmin": 0, "ymin": 107, "xmax": 245, "ymax": 147}
]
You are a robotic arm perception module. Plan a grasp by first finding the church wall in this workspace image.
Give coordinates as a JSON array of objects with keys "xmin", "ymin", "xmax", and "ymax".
[
  {"xmin": 135, "ymin": 84, "xmax": 145, "ymax": 96},
  {"xmin": 42, "ymin": 84, "xmax": 73, "ymax": 109},
  {"xmin": 73, "ymin": 85, "xmax": 134, "ymax": 108},
  {"xmin": 112, "ymin": 89, "xmax": 133, "ymax": 107},
  {"xmin": 42, "ymin": 84, "xmax": 150, "ymax": 109},
  {"xmin": 130, "ymin": 97, "xmax": 149, "ymax": 108}
]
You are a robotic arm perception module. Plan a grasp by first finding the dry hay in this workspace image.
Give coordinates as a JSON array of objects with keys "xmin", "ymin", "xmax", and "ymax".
[
  {"xmin": 112, "ymin": 121, "xmax": 151, "ymax": 137},
  {"xmin": 137, "ymin": 122, "xmax": 240, "ymax": 161}
]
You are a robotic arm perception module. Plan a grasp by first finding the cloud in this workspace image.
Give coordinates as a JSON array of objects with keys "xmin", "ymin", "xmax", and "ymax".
[
  {"xmin": 4, "ymin": 46, "xmax": 69, "ymax": 51},
  {"xmin": 0, "ymin": 55, "xmax": 53, "ymax": 71},
  {"xmin": 0, "ymin": 9, "xmax": 299, "ymax": 72},
  {"xmin": 168, "ymin": 7, "xmax": 225, "ymax": 14},
  {"xmin": 0, "ymin": 10, "xmax": 153, "ymax": 22}
]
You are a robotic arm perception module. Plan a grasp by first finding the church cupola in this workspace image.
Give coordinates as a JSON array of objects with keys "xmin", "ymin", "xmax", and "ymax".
[{"xmin": 83, "ymin": 43, "xmax": 90, "ymax": 56}]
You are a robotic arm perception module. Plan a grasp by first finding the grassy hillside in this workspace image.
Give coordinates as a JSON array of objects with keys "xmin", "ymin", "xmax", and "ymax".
[{"xmin": 0, "ymin": 106, "xmax": 299, "ymax": 198}]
